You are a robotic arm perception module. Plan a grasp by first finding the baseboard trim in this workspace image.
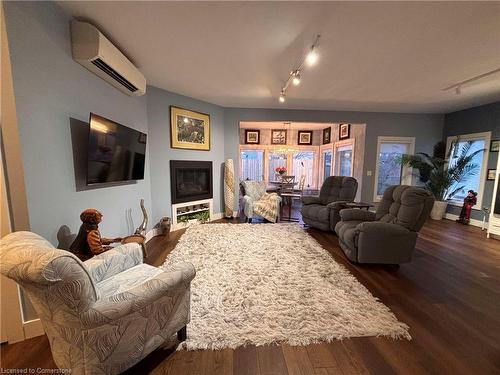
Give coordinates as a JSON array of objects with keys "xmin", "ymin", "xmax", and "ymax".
[
  {"xmin": 145, "ymin": 228, "xmax": 160, "ymax": 242},
  {"xmin": 23, "ymin": 318, "xmax": 44, "ymax": 340},
  {"xmin": 444, "ymin": 213, "xmax": 485, "ymax": 229}
]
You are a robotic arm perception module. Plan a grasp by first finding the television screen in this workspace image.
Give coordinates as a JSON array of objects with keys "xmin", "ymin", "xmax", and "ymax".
[{"xmin": 87, "ymin": 113, "xmax": 147, "ymax": 185}]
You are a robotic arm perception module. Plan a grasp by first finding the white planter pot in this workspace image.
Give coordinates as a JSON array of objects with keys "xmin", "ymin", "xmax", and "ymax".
[{"xmin": 430, "ymin": 200, "xmax": 448, "ymax": 220}]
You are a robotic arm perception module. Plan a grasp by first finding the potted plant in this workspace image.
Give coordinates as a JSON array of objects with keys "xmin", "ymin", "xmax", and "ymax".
[{"xmin": 401, "ymin": 139, "xmax": 484, "ymax": 220}]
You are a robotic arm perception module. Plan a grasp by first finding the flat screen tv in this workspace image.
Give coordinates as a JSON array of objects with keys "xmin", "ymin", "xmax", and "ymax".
[{"xmin": 87, "ymin": 113, "xmax": 147, "ymax": 185}]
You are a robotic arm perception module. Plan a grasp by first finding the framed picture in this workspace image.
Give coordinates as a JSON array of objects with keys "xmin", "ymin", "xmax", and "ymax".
[
  {"xmin": 339, "ymin": 123, "xmax": 350, "ymax": 140},
  {"xmin": 271, "ymin": 129, "xmax": 287, "ymax": 145},
  {"xmin": 245, "ymin": 130, "xmax": 260, "ymax": 144},
  {"xmin": 490, "ymin": 140, "xmax": 499, "ymax": 152},
  {"xmin": 170, "ymin": 106, "xmax": 210, "ymax": 151},
  {"xmin": 322, "ymin": 127, "xmax": 331, "ymax": 144},
  {"xmin": 487, "ymin": 169, "xmax": 496, "ymax": 181},
  {"xmin": 298, "ymin": 130, "xmax": 313, "ymax": 145}
]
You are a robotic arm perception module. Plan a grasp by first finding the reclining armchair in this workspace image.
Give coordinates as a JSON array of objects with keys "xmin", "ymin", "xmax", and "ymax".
[
  {"xmin": 0, "ymin": 231, "xmax": 196, "ymax": 374},
  {"xmin": 335, "ymin": 185, "xmax": 434, "ymax": 264},
  {"xmin": 241, "ymin": 180, "xmax": 281, "ymax": 222},
  {"xmin": 301, "ymin": 176, "xmax": 358, "ymax": 231}
]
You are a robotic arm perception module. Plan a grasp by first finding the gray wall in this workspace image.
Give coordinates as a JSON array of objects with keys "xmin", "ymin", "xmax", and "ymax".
[
  {"xmin": 443, "ymin": 102, "xmax": 500, "ymax": 221},
  {"xmin": 4, "ymin": 1, "xmax": 152, "ymax": 244},
  {"xmin": 147, "ymin": 86, "xmax": 225, "ymax": 223},
  {"xmin": 225, "ymin": 108, "xmax": 444, "ymax": 207}
]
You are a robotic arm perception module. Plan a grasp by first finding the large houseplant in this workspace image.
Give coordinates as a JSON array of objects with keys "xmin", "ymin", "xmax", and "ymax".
[{"xmin": 401, "ymin": 139, "xmax": 484, "ymax": 220}]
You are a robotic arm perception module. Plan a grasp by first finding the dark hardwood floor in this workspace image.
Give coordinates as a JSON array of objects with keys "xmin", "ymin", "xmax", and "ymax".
[{"xmin": 2, "ymin": 216, "xmax": 500, "ymax": 374}]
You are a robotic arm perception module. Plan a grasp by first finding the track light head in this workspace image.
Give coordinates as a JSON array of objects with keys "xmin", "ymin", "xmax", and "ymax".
[
  {"xmin": 292, "ymin": 71, "xmax": 301, "ymax": 86},
  {"xmin": 306, "ymin": 50, "xmax": 318, "ymax": 66},
  {"xmin": 279, "ymin": 92, "xmax": 286, "ymax": 103}
]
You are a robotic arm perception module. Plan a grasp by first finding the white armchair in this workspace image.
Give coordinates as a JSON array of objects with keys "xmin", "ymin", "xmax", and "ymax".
[
  {"xmin": 0, "ymin": 231, "xmax": 195, "ymax": 374},
  {"xmin": 241, "ymin": 180, "xmax": 281, "ymax": 222}
]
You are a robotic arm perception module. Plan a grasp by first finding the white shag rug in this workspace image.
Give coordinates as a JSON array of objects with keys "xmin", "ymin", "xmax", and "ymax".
[{"xmin": 162, "ymin": 223, "xmax": 410, "ymax": 350}]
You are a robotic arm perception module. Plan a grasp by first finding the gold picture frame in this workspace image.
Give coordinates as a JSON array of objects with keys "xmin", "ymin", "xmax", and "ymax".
[{"xmin": 170, "ymin": 106, "xmax": 210, "ymax": 151}]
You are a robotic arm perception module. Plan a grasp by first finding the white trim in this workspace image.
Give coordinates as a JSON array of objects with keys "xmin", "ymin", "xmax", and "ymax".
[
  {"xmin": 487, "ymin": 152, "xmax": 500, "ymax": 238},
  {"xmin": 373, "ymin": 136, "xmax": 415, "ymax": 202},
  {"xmin": 333, "ymin": 138, "xmax": 355, "ymax": 177},
  {"xmin": 445, "ymin": 131, "xmax": 491, "ymax": 208},
  {"xmin": 145, "ymin": 228, "xmax": 159, "ymax": 242},
  {"xmin": 444, "ymin": 213, "xmax": 484, "ymax": 228}
]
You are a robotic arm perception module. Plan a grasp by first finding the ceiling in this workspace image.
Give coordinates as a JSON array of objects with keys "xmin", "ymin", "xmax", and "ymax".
[{"xmin": 59, "ymin": 1, "xmax": 500, "ymax": 114}]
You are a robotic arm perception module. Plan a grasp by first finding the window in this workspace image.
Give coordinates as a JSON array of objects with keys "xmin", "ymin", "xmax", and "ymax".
[
  {"xmin": 292, "ymin": 151, "xmax": 315, "ymax": 188},
  {"xmin": 240, "ymin": 150, "xmax": 264, "ymax": 181},
  {"xmin": 334, "ymin": 140, "xmax": 355, "ymax": 177},
  {"xmin": 268, "ymin": 152, "xmax": 287, "ymax": 182},
  {"xmin": 446, "ymin": 132, "xmax": 490, "ymax": 207},
  {"xmin": 323, "ymin": 150, "xmax": 332, "ymax": 180},
  {"xmin": 374, "ymin": 137, "xmax": 415, "ymax": 201}
]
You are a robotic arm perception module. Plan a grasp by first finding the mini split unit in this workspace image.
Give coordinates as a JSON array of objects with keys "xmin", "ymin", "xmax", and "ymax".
[{"xmin": 70, "ymin": 20, "xmax": 146, "ymax": 96}]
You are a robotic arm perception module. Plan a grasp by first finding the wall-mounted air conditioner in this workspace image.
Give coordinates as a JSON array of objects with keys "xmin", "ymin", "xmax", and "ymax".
[{"xmin": 70, "ymin": 20, "xmax": 146, "ymax": 96}]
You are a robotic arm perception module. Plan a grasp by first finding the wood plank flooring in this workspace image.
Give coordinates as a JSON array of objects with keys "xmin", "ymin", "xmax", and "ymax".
[{"xmin": 1, "ymin": 218, "xmax": 499, "ymax": 374}]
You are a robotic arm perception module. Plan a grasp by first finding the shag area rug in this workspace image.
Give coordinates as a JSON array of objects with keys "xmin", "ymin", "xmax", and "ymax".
[{"xmin": 162, "ymin": 223, "xmax": 410, "ymax": 350}]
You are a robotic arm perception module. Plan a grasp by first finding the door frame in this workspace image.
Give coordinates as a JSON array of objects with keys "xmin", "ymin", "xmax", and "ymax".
[{"xmin": 333, "ymin": 138, "xmax": 356, "ymax": 177}]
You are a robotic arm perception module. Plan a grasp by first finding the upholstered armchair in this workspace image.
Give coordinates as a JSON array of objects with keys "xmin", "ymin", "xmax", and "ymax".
[
  {"xmin": 241, "ymin": 180, "xmax": 281, "ymax": 222},
  {"xmin": 0, "ymin": 231, "xmax": 195, "ymax": 374},
  {"xmin": 301, "ymin": 176, "xmax": 358, "ymax": 231},
  {"xmin": 335, "ymin": 185, "xmax": 434, "ymax": 264}
]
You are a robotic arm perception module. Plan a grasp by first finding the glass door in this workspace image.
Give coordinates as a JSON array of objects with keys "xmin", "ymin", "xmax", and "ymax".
[
  {"xmin": 334, "ymin": 139, "xmax": 355, "ymax": 177},
  {"xmin": 292, "ymin": 151, "xmax": 316, "ymax": 188},
  {"xmin": 322, "ymin": 150, "xmax": 333, "ymax": 181},
  {"xmin": 268, "ymin": 152, "xmax": 287, "ymax": 182},
  {"xmin": 240, "ymin": 150, "xmax": 264, "ymax": 181}
]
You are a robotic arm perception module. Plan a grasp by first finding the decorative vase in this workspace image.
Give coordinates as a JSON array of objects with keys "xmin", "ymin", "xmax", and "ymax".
[
  {"xmin": 430, "ymin": 200, "xmax": 448, "ymax": 220},
  {"xmin": 224, "ymin": 159, "xmax": 235, "ymax": 218}
]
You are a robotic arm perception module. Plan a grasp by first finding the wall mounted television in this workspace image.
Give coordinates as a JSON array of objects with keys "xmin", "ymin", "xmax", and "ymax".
[{"xmin": 87, "ymin": 113, "xmax": 147, "ymax": 185}]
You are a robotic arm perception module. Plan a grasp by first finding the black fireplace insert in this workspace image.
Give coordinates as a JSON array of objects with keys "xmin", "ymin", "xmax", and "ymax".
[{"xmin": 170, "ymin": 160, "xmax": 213, "ymax": 204}]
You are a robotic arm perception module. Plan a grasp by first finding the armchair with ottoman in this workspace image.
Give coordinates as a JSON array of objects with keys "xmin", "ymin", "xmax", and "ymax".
[
  {"xmin": 301, "ymin": 176, "xmax": 358, "ymax": 231},
  {"xmin": 335, "ymin": 185, "xmax": 434, "ymax": 264},
  {"xmin": 0, "ymin": 231, "xmax": 196, "ymax": 374},
  {"xmin": 241, "ymin": 180, "xmax": 282, "ymax": 223}
]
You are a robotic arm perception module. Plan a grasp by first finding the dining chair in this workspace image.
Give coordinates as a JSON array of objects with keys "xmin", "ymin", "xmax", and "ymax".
[{"xmin": 279, "ymin": 175, "xmax": 303, "ymax": 222}]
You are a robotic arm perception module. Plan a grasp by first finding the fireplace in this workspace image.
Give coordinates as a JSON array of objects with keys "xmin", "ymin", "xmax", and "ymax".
[{"xmin": 170, "ymin": 160, "xmax": 213, "ymax": 204}]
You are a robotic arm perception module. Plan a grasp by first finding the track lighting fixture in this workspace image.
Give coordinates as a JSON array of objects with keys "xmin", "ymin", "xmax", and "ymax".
[
  {"xmin": 442, "ymin": 67, "xmax": 500, "ymax": 96},
  {"xmin": 278, "ymin": 34, "xmax": 321, "ymax": 103}
]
